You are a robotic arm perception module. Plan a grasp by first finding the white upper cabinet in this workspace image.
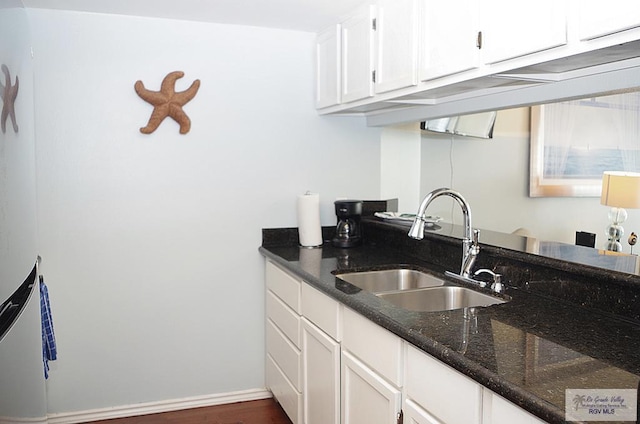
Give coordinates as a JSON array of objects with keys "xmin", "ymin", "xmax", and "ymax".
[
  {"xmin": 316, "ymin": 25, "xmax": 341, "ymax": 109},
  {"xmin": 419, "ymin": 0, "xmax": 480, "ymax": 81},
  {"xmin": 316, "ymin": 0, "xmax": 640, "ymax": 117},
  {"xmin": 375, "ymin": 0, "xmax": 419, "ymax": 93},
  {"xmin": 577, "ymin": 0, "xmax": 640, "ymax": 40},
  {"xmin": 342, "ymin": 0, "xmax": 420, "ymax": 101},
  {"xmin": 341, "ymin": 5, "xmax": 376, "ymax": 103},
  {"xmin": 479, "ymin": 0, "xmax": 568, "ymax": 64}
]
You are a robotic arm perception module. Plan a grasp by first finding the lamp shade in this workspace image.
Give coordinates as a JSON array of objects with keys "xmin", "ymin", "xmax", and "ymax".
[{"xmin": 601, "ymin": 171, "xmax": 640, "ymax": 209}]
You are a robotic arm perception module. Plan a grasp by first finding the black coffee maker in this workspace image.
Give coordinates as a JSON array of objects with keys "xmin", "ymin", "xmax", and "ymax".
[{"xmin": 331, "ymin": 200, "xmax": 362, "ymax": 248}]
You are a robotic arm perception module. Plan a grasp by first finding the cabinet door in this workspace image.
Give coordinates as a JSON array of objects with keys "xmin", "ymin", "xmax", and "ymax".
[
  {"xmin": 302, "ymin": 318, "xmax": 340, "ymax": 424},
  {"xmin": 341, "ymin": 350, "xmax": 402, "ymax": 424},
  {"xmin": 316, "ymin": 25, "xmax": 341, "ymax": 108},
  {"xmin": 341, "ymin": 5, "xmax": 376, "ymax": 103},
  {"xmin": 419, "ymin": 0, "xmax": 480, "ymax": 81},
  {"xmin": 375, "ymin": 0, "xmax": 418, "ymax": 93},
  {"xmin": 480, "ymin": 0, "xmax": 567, "ymax": 64},
  {"xmin": 578, "ymin": 1, "xmax": 640, "ymax": 40},
  {"xmin": 403, "ymin": 398, "xmax": 442, "ymax": 424}
]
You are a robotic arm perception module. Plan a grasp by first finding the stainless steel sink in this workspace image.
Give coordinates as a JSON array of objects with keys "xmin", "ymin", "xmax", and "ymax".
[
  {"xmin": 335, "ymin": 268, "xmax": 445, "ymax": 293},
  {"xmin": 376, "ymin": 286, "xmax": 506, "ymax": 312}
]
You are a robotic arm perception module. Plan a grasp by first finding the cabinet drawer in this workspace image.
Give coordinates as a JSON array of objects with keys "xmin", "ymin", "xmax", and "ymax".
[
  {"xmin": 267, "ymin": 320, "xmax": 301, "ymax": 391},
  {"xmin": 267, "ymin": 290, "xmax": 301, "ymax": 348},
  {"xmin": 342, "ymin": 307, "xmax": 403, "ymax": 386},
  {"xmin": 266, "ymin": 354, "xmax": 302, "ymax": 424},
  {"xmin": 405, "ymin": 345, "xmax": 481, "ymax": 424},
  {"xmin": 482, "ymin": 389, "xmax": 546, "ymax": 424},
  {"xmin": 266, "ymin": 261, "xmax": 301, "ymax": 313},
  {"xmin": 301, "ymin": 283, "xmax": 341, "ymax": 341}
]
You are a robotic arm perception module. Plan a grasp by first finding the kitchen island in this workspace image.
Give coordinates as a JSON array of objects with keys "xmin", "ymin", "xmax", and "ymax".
[{"xmin": 260, "ymin": 217, "xmax": 640, "ymax": 424}]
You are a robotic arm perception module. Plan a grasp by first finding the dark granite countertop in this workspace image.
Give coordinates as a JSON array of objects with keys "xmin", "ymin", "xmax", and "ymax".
[{"xmin": 260, "ymin": 219, "xmax": 640, "ymax": 424}]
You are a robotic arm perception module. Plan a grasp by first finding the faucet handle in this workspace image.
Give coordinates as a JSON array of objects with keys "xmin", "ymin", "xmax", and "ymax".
[
  {"xmin": 473, "ymin": 268, "xmax": 504, "ymax": 293},
  {"xmin": 492, "ymin": 278, "xmax": 505, "ymax": 294}
]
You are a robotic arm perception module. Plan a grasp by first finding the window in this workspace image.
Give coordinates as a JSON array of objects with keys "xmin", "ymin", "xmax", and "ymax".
[{"xmin": 529, "ymin": 92, "xmax": 640, "ymax": 197}]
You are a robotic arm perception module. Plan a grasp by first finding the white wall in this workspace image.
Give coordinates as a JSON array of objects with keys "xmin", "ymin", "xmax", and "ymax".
[
  {"xmin": 29, "ymin": 9, "xmax": 381, "ymax": 414},
  {"xmin": 380, "ymin": 124, "xmax": 421, "ymax": 213},
  {"xmin": 419, "ymin": 107, "xmax": 640, "ymax": 248}
]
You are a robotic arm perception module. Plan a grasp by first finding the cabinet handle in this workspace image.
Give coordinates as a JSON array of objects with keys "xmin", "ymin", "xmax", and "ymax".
[
  {"xmin": 372, "ymin": 70, "xmax": 376, "ymax": 83},
  {"xmin": 477, "ymin": 31, "xmax": 482, "ymax": 49},
  {"xmin": 396, "ymin": 409, "xmax": 403, "ymax": 424},
  {"xmin": 372, "ymin": 18, "xmax": 377, "ymax": 31}
]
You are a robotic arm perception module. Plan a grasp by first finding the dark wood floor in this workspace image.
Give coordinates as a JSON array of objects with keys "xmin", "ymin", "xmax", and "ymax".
[{"xmin": 90, "ymin": 398, "xmax": 292, "ymax": 424}]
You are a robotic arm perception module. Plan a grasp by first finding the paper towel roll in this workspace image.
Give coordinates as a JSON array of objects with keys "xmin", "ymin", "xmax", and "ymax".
[{"xmin": 297, "ymin": 192, "xmax": 323, "ymax": 247}]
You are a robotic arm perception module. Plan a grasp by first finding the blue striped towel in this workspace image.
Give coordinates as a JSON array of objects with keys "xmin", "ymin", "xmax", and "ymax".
[{"xmin": 40, "ymin": 277, "xmax": 57, "ymax": 379}]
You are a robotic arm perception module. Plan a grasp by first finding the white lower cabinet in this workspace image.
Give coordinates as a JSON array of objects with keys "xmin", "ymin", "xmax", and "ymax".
[
  {"xmin": 266, "ymin": 354, "xmax": 303, "ymax": 424},
  {"xmin": 405, "ymin": 345, "xmax": 545, "ymax": 424},
  {"xmin": 342, "ymin": 350, "xmax": 402, "ymax": 424},
  {"xmin": 265, "ymin": 260, "xmax": 546, "ymax": 424},
  {"xmin": 403, "ymin": 398, "xmax": 442, "ymax": 424},
  {"xmin": 302, "ymin": 318, "xmax": 340, "ymax": 424},
  {"xmin": 482, "ymin": 389, "xmax": 547, "ymax": 424},
  {"xmin": 405, "ymin": 344, "xmax": 482, "ymax": 424},
  {"xmin": 342, "ymin": 306, "xmax": 403, "ymax": 386},
  {"xmin": 341, "ymin": 306, "xmax": 403, "ymax": 424},
  {"xmin": 265, "ymin": 261, "xmax": 302, "ymax": 424},
  {"xmin": 266, "ymin": 320, "xmax": 301, "ymax": 390}
]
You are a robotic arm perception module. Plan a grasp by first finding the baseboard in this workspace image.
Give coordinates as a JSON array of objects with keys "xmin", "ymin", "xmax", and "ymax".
[
  {"xmin": 0, "ymin": 417, "xmax": 49, "ymax": 424},
  {"xmin": 46, "ymin": 388, "xmax": 272, "ymax": 424}
]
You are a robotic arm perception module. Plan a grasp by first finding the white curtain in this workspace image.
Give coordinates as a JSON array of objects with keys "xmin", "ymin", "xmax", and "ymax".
[
  {"xmin": 610, "ymin": 92, "xmax": 640, "ymax": 172},
  {"xmin": 542, "ymin": 99, "xmax": 576, "ymax": 178},
  {"xmin": 543, "ymin": 91, "xmax": 640, "ymax": 179}
]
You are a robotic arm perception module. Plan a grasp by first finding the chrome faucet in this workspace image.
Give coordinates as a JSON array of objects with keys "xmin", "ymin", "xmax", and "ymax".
[{"xmin": 409, "ymin": 188, "xmax": 480, "ymax": 278}]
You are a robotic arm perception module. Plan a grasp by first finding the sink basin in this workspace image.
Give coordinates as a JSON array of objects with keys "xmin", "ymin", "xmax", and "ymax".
[
  {"xmin": 335, "ymin": 268, "xmax": 444, "ymax": 293},
  {"xmin": 376, "ymin": 286, "xmax": 506, "ymax": 312}
]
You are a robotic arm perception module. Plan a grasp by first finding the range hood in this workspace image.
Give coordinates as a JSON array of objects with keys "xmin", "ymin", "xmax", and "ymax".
[{"xmin": 420, "ymin": 111, "xmax": 497, "ymax": 139}]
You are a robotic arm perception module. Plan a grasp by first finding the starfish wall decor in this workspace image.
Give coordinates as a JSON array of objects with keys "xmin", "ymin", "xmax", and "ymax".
[
  {"xmin": 1, "ymin": 64, "xmax": 19, "ymax": 134},
  {"xmin": 134, "ymin": 71, "xmax": 200, "ymax": 135}
]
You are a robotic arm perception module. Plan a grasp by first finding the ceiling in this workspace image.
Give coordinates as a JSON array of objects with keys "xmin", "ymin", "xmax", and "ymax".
[{"xmin": 21, "ymin": 0, "xmax": 371, "ymax": 32}]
